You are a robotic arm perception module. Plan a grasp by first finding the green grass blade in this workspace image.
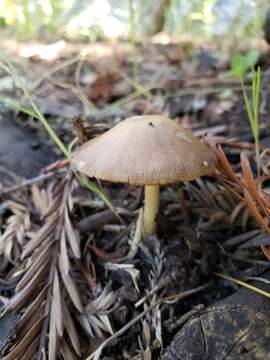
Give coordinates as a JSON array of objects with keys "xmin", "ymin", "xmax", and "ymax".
[
  {"xmin": 254, "ymin": 67, "xmax": 261, "ymax": 134},
  {"xmin": 252, "ymin": 68, "xmax": 256, "ymax": 113},
  {"xmin": 0, "ymin": 51, "xmax": 71, "ymax": 160},
  {"xmin": 240, "ymin": 74, "xmax": 256, "ymax": 136},
  {"xmin": 0, "ymin": 51, "xmax": 120, "ymax": 219},
  {"xmin": 75, "ymin": 172, "xmax": 124, "ymax": 224},
  {"xmin": 214, "ymin": 272, "xmax": 270, "ymax": 299},
  {"xmin": 0, "ymin": 96, "xmax": 38, "ymax": 118},
  {"xmin": 240, "ymin": 67, "xmax": 261, "ymax": 175}
]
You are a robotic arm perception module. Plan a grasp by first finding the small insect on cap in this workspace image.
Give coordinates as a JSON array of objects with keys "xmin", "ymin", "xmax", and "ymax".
[{"xmin": 73, "ymin": 115, "xmax": 217, "ymax": 185}]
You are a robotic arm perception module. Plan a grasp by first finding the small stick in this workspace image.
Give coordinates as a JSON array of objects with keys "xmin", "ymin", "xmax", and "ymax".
[
  {"xmin": 30, "ymin": 54, "xmax": 84, "ymax": 91},
  {"xmin": 0, "ymin": 169, "xmax": 66, "ymax": 196},
  {"xmin": 135, "ymin": 277, "xmax": 170, "ymax": 307},
  {"xmin": 78, "ymin": 209, "xmax": 119, "ymax": 233},
  {"xmin": 0, "ymin": 165, "xmax": 19, "ymax": 181}
]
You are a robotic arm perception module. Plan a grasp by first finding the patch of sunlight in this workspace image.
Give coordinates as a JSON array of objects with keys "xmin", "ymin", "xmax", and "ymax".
[{"xmin": 66, "ymin": 0, "xmax": 127, "ymax": 39}]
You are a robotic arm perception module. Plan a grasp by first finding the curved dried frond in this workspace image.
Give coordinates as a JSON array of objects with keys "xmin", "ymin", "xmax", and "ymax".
[
  {"xmin": 184, "ymin": 178, "xmax": 248, "ymax": 230},
  {"xmin": 3, "ymin": 175, "xmax": 82, "ymax": 359},
  {"xmin": 78, "ymin": 286, "xmax": 116, "ymax": 339},
  {"xmin": 214, "ymin": 145, "xmax": 270, "ymax": 259},
  {"xmin": 0, "ymin": 201, "xmax": 30, "ymax": 270},
  {"xmin": 136, "ymin": 248, "xmax": 164, "ymax": 357}
]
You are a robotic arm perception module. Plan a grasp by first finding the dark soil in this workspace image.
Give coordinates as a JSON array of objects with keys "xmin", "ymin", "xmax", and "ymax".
[{"xmin": 0, "ymin": 113, "xmax": 56, "ymax": 181}]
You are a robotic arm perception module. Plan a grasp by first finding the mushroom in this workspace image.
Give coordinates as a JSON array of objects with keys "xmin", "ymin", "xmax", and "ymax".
[{"xmin": 73, "ymin": 115, "xmax": 216, "ymax": 236}]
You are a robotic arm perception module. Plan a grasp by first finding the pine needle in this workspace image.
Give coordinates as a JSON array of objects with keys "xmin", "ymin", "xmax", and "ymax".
[{"xmin": 214, "ymin": 272, "xmax": 270, "ymax": 299}]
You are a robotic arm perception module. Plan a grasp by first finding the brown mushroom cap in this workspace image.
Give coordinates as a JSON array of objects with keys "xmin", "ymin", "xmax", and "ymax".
[{"xmin": 73, "ymin": 115, "xmax": 216, "ymax": 185}]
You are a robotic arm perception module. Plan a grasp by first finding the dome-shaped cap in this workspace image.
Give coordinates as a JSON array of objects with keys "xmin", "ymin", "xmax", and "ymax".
[{"xmin": 73, "ymin": 115, "xmax": 216, "ymax": 185}]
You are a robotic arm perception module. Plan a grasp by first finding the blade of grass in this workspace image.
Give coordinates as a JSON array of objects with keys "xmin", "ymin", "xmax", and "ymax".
[
  {"xmin": 0, "ymin": 52, "xmax": 70, "ymax": 160},
  {"xmin": 214, "ymin": 272, "xmax": 270, "ymax": 299},
  {"xmin": 240, "ymin": 74, "xmax": 256, "ymax": 136},
  {"xmin": 0, "ymin": 96, "xmax": 39, "ymax": 118},
  {"xmin": 128, "ymin": 0, "xmax": 138, "ymax": 79},
  {"xmin": 254, "ymin": 67, "xmax": 260, "ymax": 135},
  {"xmin": 239, "ymin": 67, "xmax": 261, "ymax": 174},
  {"xmin": 252, "ymin": 68, "xmax": 256, "ymax": 117},
  {"xmin": 116, "ymin": 68, "xmax": 154, "ymax": 101},
  {"xmin": 0, "ymin": 51, "xmax": 121, "ymax": 222},
  {"xmin": 75, "ymin": 173, "xmax": 125, "ymax": 224}
]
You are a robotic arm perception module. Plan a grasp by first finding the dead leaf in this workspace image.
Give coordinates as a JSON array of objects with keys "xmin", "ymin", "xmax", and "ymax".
[
  {"xmin": 48, "ymin": 291, "xmax": 57, "ymax": 360},
  {"xmin": 64, "ymin": 205, "xmax": 80, "ymax": 258},
  {"xmin": 53, "ymin": 270, "xmax": 63, "ymax": 337},
  {"xmin": 3, "ymin": 318, "xmax": 42, "ymax": 360},
  {"xmin": 58, "ymin": 255, "xmax": 83, "ymax": 313},
  {"xmin": 62, "ymin": 299, "xmax": 81, "ymax": 356},
  {"xmin": 60, "ymin": 230, "xmax": 70, "ymax": 276}
]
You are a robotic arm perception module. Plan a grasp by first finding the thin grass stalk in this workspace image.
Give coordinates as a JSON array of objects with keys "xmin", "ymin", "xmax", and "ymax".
[
  {"xmin": 240, "ymin": 67, "xmax": 261, "ymax": 175},
  {"xmin": 0, "ymin": 52, "xmax": 120, "ymax": 219},
  {"xmin": 214, "ymin": 272, "xmax": 270, "ymax": 299},
  {"xmin": 128, "ymin": 0, "xmax": 138, "ymax": 79}
]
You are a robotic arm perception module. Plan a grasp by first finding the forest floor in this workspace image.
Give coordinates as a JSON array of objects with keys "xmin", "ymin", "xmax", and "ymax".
[{"xmin": 1, "ymin": 39, "xmax": 270, "ymax": 359}]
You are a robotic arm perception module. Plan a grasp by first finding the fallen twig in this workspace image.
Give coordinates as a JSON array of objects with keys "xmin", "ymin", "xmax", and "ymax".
[
  {"xmin": 0, "ymin": 169, "xmax": 66, "ymax": 196},
  {"xmin": 78, "ymin": 208, "xmax": 130, "ymax": 233}
]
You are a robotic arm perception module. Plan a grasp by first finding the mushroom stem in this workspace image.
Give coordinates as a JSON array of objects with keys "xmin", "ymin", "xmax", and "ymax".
[{"xmin": 143, "ymin": 185, "xmax": 160, "ymax": 236}]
